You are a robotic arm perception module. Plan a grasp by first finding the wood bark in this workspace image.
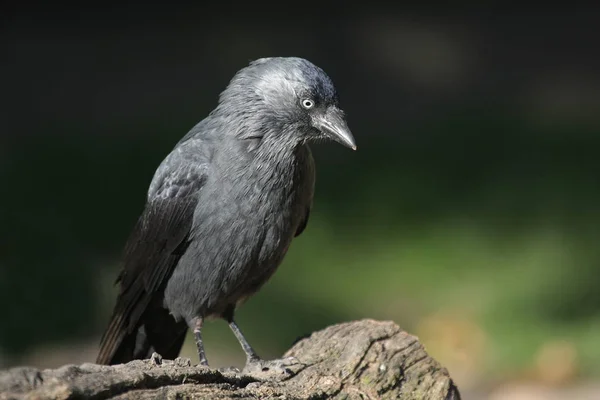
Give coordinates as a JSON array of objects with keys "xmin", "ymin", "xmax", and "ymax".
[{"xmin": 0, "ymin": 319, "xmax": 461, "ymax": 399}]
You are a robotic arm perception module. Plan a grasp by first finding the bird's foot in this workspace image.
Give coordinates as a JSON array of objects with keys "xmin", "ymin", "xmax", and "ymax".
[
  {"xmin": 150, "ymin": 352, "xmax": 163, "ymax": 365},
  {"xmin": 217, "ymin": 365, "xmax": 241, "ymax": 374},
  {"xmin": 242, "ymin": 356, "xmax": 305, "ymax": 381}
]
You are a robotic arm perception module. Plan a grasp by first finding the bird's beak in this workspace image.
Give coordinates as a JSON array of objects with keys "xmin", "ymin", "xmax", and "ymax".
[{"xmin": 313, "ymin": 107, "xmax": 357, "ymax": 150}]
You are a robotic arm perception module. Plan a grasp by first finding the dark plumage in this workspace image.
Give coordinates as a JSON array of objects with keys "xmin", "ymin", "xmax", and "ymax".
[{"xmin": 96, "ymin": 57, "xmax": 355, "ymax": 370}]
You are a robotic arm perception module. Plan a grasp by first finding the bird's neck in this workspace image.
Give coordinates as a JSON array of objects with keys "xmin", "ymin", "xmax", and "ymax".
[
  {"xmin": 211, "ymin": 112, "xmax": 306, "ymax": 185},
  {"xmin": 224, "ymin": 114, "xmax": 303, "ymax": 165},
  {"xmin": 253, "ymin": 136, "xmax": 302, "ymax": 172},
  {"xmin": 241, "ymin": 133, "xmax": 306, "ymax": 196}
]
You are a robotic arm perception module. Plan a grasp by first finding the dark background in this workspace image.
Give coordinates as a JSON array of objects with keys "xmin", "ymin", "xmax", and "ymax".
[{"xmin": 2, "ymin": 5, "xmax": 599, "ymax": 399}]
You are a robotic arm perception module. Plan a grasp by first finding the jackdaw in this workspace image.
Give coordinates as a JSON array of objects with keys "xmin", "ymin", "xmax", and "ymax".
[{"xmin": 96, "ymin": 57, "xmax": 356, "ymax": 373}]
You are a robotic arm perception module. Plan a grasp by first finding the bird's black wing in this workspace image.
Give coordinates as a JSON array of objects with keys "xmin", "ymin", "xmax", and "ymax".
[
  {"xmin": 295, "ymin": 207, "xmax": 311, "ymax": 237},
  {"xmin": 97, "ymin": 160, "xmax": 207, "ymax": 364},
  {"xmin": 294, "ymin": 145, "xmax": 315, "ymax": 238}
]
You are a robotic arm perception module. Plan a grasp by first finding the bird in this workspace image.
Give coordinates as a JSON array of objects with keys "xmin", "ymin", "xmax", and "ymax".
[{"xmin": 96, "ymin": 57, "xmax": 356, "ymax": 372}]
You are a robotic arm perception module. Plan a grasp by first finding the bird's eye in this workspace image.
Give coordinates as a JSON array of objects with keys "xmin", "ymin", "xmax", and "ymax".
[{"xmin": 301, "ymin": 99, "xmax": 314, "ymax": 109}]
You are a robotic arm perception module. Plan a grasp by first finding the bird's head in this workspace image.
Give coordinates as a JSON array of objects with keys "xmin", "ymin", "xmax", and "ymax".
[{"xmin": 218, "ymin": 57, "xmax": 356, "ymax": 151}]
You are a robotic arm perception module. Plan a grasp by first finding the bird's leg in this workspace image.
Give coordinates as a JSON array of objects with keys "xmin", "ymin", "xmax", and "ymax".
[
  {"xmin": 223, "ymin": 306, "xmax": 303, "ymax": 380},
  {"xmin": 190, "ymin": 317, "xmax": 209, "ymax": 366},
  {"xmin": 228, "ymin": 318, "xmax": 260, "ymax": 363},
  {"xmin": 222, "ymin": 306, "xmax": 259, "ymax": 363}
]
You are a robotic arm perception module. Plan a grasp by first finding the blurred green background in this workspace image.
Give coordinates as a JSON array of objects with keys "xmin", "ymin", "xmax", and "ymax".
[{"xmin": 2, "ymin": 6, "xmax": 600, "ymax": 399}]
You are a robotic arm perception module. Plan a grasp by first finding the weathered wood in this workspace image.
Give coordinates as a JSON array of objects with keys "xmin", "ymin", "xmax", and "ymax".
[{"xmin": 0, "ymin": 319, "xmax": 461, "ymax": 399}]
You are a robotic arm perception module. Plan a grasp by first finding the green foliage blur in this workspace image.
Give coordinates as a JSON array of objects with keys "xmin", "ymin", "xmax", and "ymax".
[{"xmin": 2, "ymin": 7, "xmax": 599, "ymax": 392}]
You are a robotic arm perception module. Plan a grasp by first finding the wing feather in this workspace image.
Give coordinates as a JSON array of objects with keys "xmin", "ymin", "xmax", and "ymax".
[{"xmin": 96, "ymin": 162, "xmax": 206, "ymax": 364}]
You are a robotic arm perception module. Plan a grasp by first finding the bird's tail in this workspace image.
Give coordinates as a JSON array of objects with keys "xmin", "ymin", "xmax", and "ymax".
[{"xmin": 96, "ymin": 301, "xmax": 188, "ymax": 365}]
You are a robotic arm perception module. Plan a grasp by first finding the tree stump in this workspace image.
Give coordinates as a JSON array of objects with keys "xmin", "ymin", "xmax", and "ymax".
[{"xmin": 0, "ymin": 319, "xmax": 461, "ymax": 399}]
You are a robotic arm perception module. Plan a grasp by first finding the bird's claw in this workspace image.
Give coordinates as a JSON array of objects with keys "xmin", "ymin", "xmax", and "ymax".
[
  {"xmin": 174, "ymin": 357, "xmax": 192, "ymax": 367},
  {"xmin": 242, "ymin": 356, "xmax": 304, "ymax": 381},
  {"xmin": 218, "ymin": 365, "xmax": 241, "ymax": 374},
  {"xmin": 150, "ymin": 352, "xmax": 163, "ymax": 365}
]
